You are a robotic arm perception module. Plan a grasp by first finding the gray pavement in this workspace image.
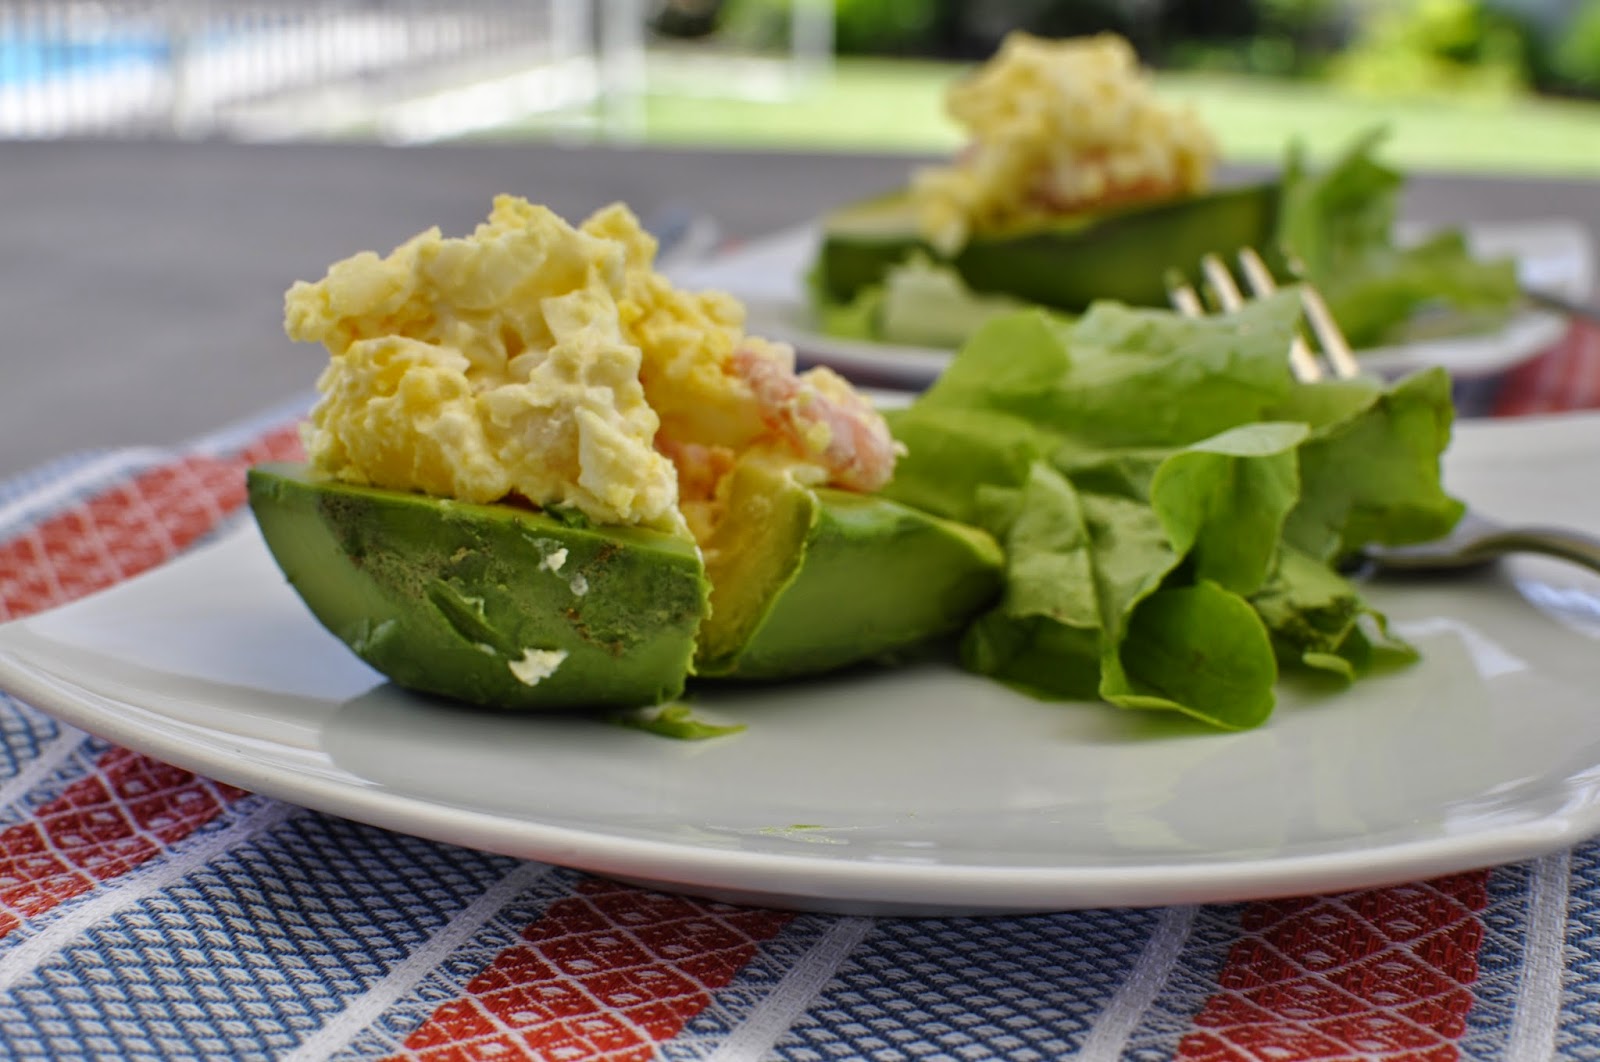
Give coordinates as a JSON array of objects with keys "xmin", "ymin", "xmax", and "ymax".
[{"xmin": 2, "ymin": 138, "xmax": 1596, "ymax": 481}]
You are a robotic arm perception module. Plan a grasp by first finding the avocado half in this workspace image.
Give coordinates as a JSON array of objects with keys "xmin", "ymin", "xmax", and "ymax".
[
  {"xmin": 815, "ymin": 182, "xmax": 1281, "ymax": 314},
  {"xmin": 247, "ymin": 462, "xmax": 1003, "ymax": 709}
]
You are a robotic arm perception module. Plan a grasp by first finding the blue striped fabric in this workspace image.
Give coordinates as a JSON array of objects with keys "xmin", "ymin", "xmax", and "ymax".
[
  {"xmin": 771, "ymin": 910, "xmax": 1161, "ymax": 1060},
  {"xmin": 0, "ymin": 696, "xmax": 63, "ymax": 790},
  {"xmin": 1465, "ymin": 861, "xmax": 1541, "ymax": 1060},
  {"xmin": 1556, "ymin": 843, "xmax": 1600, "ymax": 1057},
  {"xmin": 0, "ymin": 807, "xmax": 522, "ymax": 1060}
]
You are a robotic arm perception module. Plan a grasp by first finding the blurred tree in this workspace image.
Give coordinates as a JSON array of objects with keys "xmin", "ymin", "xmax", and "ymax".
[
  {"xmin": 668, "ymin": 0, "xmax": 1597, "ymax": 99},
  {"xmin": 1158, "ymin": 0, "xmax": 1345, "ymax": 74},
  {"xmin": 714, "ymin": 0, "xmax": 952, "ymax": 55},
  {"xmin": 1551, "ymin": 0, "xmax": 1600, "ymax": 91},
  {"xmin": 1332, "ymin": 0, "xmax": 1534, "ymax": 97},
  {"xmin": 947, "ymin": 0, "xmax": 1143, "ymax": 56},
  {"xmin": 653, "ymin": 0, "xmax": 725, "ymax": 38}
]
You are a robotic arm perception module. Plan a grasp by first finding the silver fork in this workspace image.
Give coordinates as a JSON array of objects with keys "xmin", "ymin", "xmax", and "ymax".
[{"xmin": 1170, "ymin": 250, "xmax": 1600, "ymax": 575}]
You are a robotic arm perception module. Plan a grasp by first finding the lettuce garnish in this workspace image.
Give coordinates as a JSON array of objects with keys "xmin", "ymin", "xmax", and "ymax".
[
  {"xmin": 614, "ymin": 703, "xmax": 745, "ymax": 740},
  {"xmin": 1279, "ymin": 128, "xmax": 1520, "ymax": 348},
  {"xmin": 815, "ymin": 255, "xmax": 1050, "ymax": 347},
  {"xmin": 883, "ymin": 298, "xmax": 1463, "ymax": 729}
]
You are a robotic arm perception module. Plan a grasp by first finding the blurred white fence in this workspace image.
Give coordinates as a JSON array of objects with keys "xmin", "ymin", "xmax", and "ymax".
[
  {"xmin": 0, "ymin": 0, "xmax": 832, "ymax": 141},
  {"xmin": 0, "ymin": 0, "xmax": 619, "ymax": 139}
]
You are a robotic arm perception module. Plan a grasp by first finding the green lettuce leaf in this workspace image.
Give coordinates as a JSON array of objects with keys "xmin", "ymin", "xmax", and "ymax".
[
  {"xmin": 1276, "ymin": 367, "xmax": 1465, "ymax": 562},
  {"xmin": 895, "ymin": 295, "xmax": 1302, "ymax": 456},
  {"xmin": 1277, "ymin": 127, "xmax": 1401, "ymax": 285},
  {"xmin": 878, "ymin": 256, "xmax": 1041, "ymax": 347},
  {"xmin": 810, "ymin": 256, "xmax": 1052, "ymax": 348},
  {"xmin": 951, "ymin": 422, "xmax": 1318, "ymax": 728},
  {"xmin": 1106, "ymin": 582, "xmax": 1278, "ymax": 730},
  {"xmin": 886, "ymin": 297, "xmax": 1460, "ymax": 730},
  {"xmin": 1251, "ymin": 545, "xmax": 1418, "ymax": 680},
  {"xmin": 812, "ymin": 285, "xmax": 881, "ymax": 341},
  {"xmin": 614, "ymin": 703, "xmax": 746, "ymax": 740},
  {"xmin": 1277, "ymin": 128, "xmax": 1520, "ymax": 348},
  {"xmin": 1147, "ymin": 421, "xmax": 1307, "ymax": 594},
  {"xmin": 959, "ymin": 461, "xmax": 1179, "ymax": 705}
]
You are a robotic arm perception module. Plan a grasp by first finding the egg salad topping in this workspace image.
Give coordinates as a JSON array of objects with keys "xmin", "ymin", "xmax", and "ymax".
[
  {"xmin": 286, "ymin": 196, "xmax": 899, "ymax": 542},
  {"xmin": 286, "ymin": 195, "xmax": 682, "ymax": 532},
  {"xmin": 910, "ymin": 32, "xmax": 1217, "ymax": 253}
]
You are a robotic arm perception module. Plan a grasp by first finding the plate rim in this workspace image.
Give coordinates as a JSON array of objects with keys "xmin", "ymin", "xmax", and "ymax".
[{"xmin": 0, "ymin": 631, "xmax": 1591, "ymax": 914}]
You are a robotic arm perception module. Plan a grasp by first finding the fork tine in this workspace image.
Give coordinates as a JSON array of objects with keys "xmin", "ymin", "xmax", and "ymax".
[
  {"xmin": 1235, "ymin": 247, "xmax": 1278, "ymax": 296},
  {"xmin": 1279, "ymin": 251, "xmax": 1361, "ymax": 381},
  {"xmin": 1181, "ymin": 251, "xmax": 1326, "ymax": 383},
  {"xmin": 1168, "ymin": 249, "xmax": 1353, "ymax": 387},
  {"xmin": 1235, "ymin": 248, "xmax": 1324, "ymax": 383},
  {"xmin": 1296, "ymin": 282, "xmax": 1361, "ymax": 381},
  {"xmin": 1165, "ymin": 269, "xmax": 1206, "ymax": 318},
  {"xmin": 1199, "ymin": 254, "xmax": 1246, "ymax": 313}
]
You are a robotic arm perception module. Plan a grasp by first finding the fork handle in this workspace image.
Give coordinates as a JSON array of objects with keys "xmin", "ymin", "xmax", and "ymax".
[
  {"xmin": 1482, "ymin": 525, "xmax": 1600, "ymax": 574},
  {"xmin": 1523, "ymin": 287, "xmax": 1600, "ymax": 327}
]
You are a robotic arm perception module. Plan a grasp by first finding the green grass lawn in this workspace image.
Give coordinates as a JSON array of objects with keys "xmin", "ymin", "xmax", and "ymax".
[{"xmin": 495, "ymin": 56, "xmax": 1600, "ymax": 176}]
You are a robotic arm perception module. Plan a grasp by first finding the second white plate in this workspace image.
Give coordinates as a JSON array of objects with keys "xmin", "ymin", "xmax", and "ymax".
[{"xmin": 670, "ymin": 220, "xmax": 1592, "ymax": 389}]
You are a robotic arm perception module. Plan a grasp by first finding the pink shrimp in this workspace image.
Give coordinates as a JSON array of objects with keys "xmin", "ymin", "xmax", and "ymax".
[
  {"xmin": 655, "ymin": 436, "xmax": 736, "ymax": 504},
  {"xmin": 729, "ymin": 344, "xmax": 900, "ymax": 494}
]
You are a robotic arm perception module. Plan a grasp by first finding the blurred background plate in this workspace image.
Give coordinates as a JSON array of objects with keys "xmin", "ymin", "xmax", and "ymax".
[{"xmin": 668, "ymin": 217, "xmax": 1596, "ymax": 391}]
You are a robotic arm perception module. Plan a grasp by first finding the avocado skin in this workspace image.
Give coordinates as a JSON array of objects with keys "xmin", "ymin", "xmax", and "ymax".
[
  {"xmin": 247, "ymin": 463, "xmax": 707, "ymax": 710},
  {"xmin": 697, "ymin": 485, "xmax": 1005, "ymax": 681},
  {"xmin": 817, "ymin": 182, "xmax": 1280, "ymax": 313}
]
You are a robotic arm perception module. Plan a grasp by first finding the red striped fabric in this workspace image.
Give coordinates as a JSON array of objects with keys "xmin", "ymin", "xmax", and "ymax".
[
  {"xmin": 0, "ymin": 426, "xmax": 304, "ymax": 622},
  {"xmin": 387, "ymin": 878, "xmax": 794, "ymax": 1062},
  {"xmin": 0, "ymin": 749, "xmax": 247, "ymax": 938},
  {"xmin": 0, "ymin": 424, "xmax": 302, "ymax": 937},
  {"xmin": 1492, "ymin": 320, "xmax": 1600, "ymax": 417},
  {"xmin": 1177, "ymin": 873, "xmax": 1490, "ymax": 1061}
]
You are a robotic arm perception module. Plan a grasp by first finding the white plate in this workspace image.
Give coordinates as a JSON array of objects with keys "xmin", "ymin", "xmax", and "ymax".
[
  {"xmin": 669, "ymin": 220, "xmax": 1593, "ymax": 389},
  {"xmin": 3, "ymin": 414, "xmax": 1600, "ymax": 916}
]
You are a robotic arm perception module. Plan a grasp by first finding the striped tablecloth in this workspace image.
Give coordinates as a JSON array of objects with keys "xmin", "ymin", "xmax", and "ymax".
[{"xmin": 1, "ymin": 323, "xmax": 1598, "ymax": 1062}]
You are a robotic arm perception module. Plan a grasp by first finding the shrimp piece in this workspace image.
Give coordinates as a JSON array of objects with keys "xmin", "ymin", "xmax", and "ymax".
[
  {"xmin": 654, "ymin": 435, "xmax": 737, "ymax": 544},
  {"xmin": 656, "ymin": 436, "xmax": 736, "ymax": 504},
  {"xmin": 730, "ymin": 342, "xmax": 901, "ymax": 494}
]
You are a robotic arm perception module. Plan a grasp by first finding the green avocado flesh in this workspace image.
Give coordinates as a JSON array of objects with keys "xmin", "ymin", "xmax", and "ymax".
[
  {"xmin": 816, "ymin": 182, "xmax": 1280, "ymax": 313},
  {"xmin": 249, "ymin": 462, "xmax": 1004, "ymax": 708},
  {"xmin": 695, "ymin": 462, "xmax": 1005, "ymax": 679},
  {"xmin": 248, "ymin": 463, "xmax": 708, "ymax": 710}
]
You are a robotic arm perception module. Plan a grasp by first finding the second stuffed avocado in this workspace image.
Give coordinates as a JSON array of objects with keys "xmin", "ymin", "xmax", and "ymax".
[
  {"xmin": 249, "ymin": 463, "xmax": 1003, "ymax": 710},
  {"xmin": 813, "ymin": 31, "xmax": 1277, "ymax": 321},
  {"xmin": 814, "ymin": 182, "xmax": 1280, "ymax": 316}
]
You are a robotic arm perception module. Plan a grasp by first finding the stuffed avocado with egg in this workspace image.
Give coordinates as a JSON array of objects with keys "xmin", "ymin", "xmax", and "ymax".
[
  {"xmin": 249, "ymin": 196, "xmax": 1002, "ymax": 710},
  {"xmin": 814, "ymin": 33, "xmax": 1278, "ymax": 317},
  {"xmin": 815, "ymin": 33, "xmax": 1519, "ymax": 350}
]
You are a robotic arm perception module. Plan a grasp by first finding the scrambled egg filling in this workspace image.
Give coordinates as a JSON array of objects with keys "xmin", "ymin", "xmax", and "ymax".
[
  {"xmin": 287, "ymin": 196, "xmax": 681, "ymax": 532},
  {"xmin": 286, "ymin": 196, "xmax": 899, "ymax": 544},
  {"xmin": 911, "ymin": 32, "xmax": 1217, "ymax": 253}
]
